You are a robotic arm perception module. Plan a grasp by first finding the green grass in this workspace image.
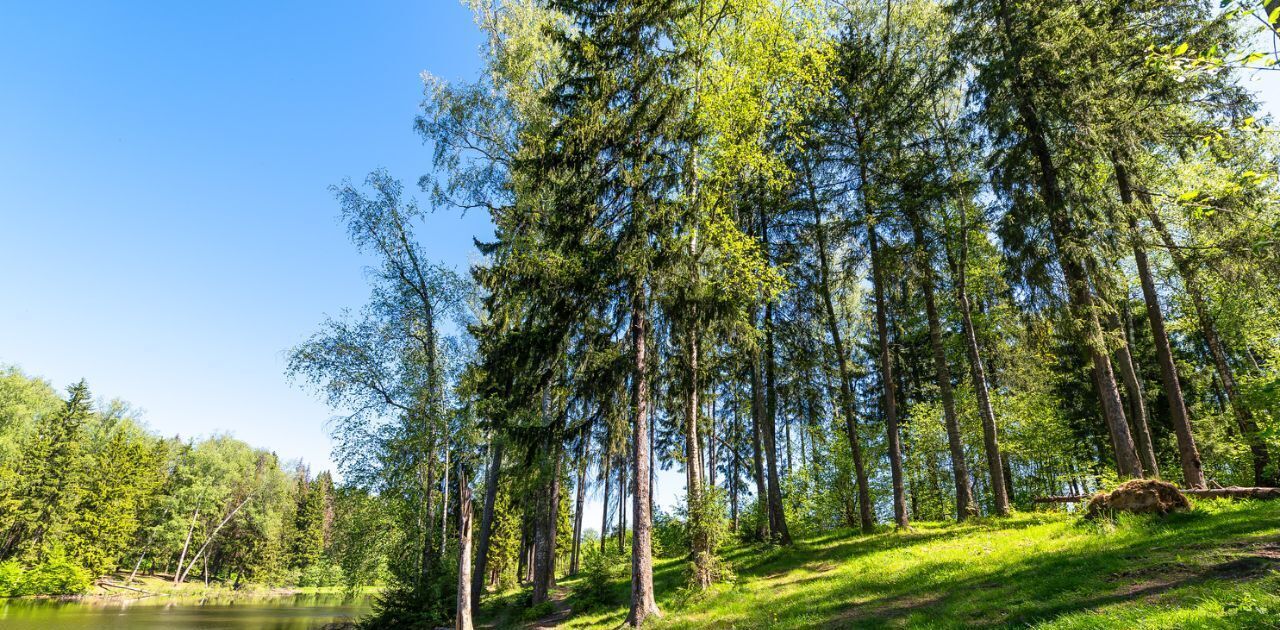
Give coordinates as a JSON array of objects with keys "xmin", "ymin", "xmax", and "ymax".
[{"xmin": 480, "ymin": 499, "xmax": 1280, "ymax": 628}]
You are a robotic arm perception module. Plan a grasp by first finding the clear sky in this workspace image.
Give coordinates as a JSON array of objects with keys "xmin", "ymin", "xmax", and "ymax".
[
  {"xmin": 0, "ymin": 2, "xmax": 489, "ymax": 471},
  {"xmin": 1, "ymin": 3, "xmax": 1277, "ymax": 529},
  {"xmin": 0, "ymin": 0, "xmax": 684, "ymax": 526}
]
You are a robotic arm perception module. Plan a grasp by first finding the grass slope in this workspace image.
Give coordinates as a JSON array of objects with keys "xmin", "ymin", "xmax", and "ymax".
[{"xmin": 482, "ymin": 499, "xmax": 1280, "ymax": 628}]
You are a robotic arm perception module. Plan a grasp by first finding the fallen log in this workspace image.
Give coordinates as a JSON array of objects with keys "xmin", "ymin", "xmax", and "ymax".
[
  {"xmin": 96, "ymin": 581, "xmax": 161, "ymax": 596},
  {"xmin": 1032, "ymin": 495, "xmax": 1085, "ymax": 504},
  {"xmin": 1184, "ymin": 486, "xmax": 1280, "ymax": 500},
  {"xmin": 1033, "ymin": 486, "xmax": 1280, "ymax": 504}
]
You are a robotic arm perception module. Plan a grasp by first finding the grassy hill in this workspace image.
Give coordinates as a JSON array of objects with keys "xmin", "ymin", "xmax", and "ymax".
[{"xmin": 481, "ymin": 499, "xmax": 1280, "ymax": 629}]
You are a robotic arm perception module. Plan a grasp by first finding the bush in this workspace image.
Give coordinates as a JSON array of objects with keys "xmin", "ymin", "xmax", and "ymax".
[
  {"xmin": 3, "ymin": 553, "xmax": 93, "ymax": 596},
  {"xmin": 571, "ymin": 546, "xmax": 628, "ymax": 611},
  {"xmin": 0, "ymin": 561, "xmax": 23, "ymax": 597},
  {"xmin": 652, "ymin": 509, "xmax": 687, "ymax": 559},
  {"xmin": 683, "ymin": 487, "xmax": 734, "ymax": 589},
  {"xmin": 521, "ymin": 600, "xmax": 557, "ymax": 621},
  {"xmin": 298, "ymin": 561, "xmax": 346, "ymax": 587}
]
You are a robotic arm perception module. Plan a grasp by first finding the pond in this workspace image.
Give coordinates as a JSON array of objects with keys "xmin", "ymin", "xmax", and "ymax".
[{"xmin": 0, "ymin": 592, "xmax": 372, "ymax": 629}]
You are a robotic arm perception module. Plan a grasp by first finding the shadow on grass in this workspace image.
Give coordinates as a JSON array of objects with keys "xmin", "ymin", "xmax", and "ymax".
[
  {"xmin": 664, "ymin": 503, "xmax": 1280, "ymax": 629},
  {"xmin": 481, "ymin": 502, "xmax": 1280, "ymax": 629}
]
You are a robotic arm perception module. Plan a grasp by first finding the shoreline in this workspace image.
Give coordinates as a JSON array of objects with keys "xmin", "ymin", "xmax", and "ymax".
[{"xmin": 4, "ymin": 579, "xmax": 381, "ymax": 606}]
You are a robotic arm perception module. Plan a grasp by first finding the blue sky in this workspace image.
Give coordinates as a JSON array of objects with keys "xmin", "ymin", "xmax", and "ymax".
[
  {"xmin": 1, "ymin": 3, "xmax": 1277, "ymax": 526},
  {"xmin": 0, "ymin": 1, "xmax": 681, "ymax": 524},
  {"xmin": 0, "ymin": 2, "xmax": 487, "ymax": 468}
]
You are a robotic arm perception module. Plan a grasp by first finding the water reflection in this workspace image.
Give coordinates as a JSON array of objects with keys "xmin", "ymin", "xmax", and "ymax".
[{"xmin": 0, "ymin": 592, "xmax": 372, "ymax": 629}]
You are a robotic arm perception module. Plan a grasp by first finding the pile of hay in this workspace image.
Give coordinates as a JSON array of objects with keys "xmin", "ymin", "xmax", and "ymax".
[{"xmin": 1084, "ymin": 479, "xmax": 1191, "ymax": 519}]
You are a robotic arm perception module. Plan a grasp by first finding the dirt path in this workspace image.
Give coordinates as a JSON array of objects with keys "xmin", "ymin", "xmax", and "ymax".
[{"xmin": 526, "ymin": 587, "xmax": 573, "ymax": 629}]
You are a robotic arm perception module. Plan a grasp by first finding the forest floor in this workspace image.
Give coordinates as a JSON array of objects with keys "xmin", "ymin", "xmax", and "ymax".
[{"xmin": 480, "ymin": 498, "xmax": 1280, "ymax": 628}]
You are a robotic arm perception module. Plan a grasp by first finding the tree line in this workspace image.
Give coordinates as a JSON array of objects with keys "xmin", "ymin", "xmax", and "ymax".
[
  {"xmin": 0, "ymin": 367, "xmax": 392, "ymax": 596},
  {"xmin": 291, "ymin": 0, "xmax": 1280, "ymax": 628}
]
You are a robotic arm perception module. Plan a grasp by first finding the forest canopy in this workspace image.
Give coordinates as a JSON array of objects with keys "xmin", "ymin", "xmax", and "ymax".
[{"xmin": 283, "ymin": 1, "xmax": 1280, "ymax": 628}]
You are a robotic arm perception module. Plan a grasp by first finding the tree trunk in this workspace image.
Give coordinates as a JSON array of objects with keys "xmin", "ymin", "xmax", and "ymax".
[
  {"xmin": 1148, "ymin": 209, "xmax": 1274, "ymax": 486},
  {"xmin": 1112, "ymin": 154, "xmax": 1202, "ymax": 487},
  {"xmin": 441, "ymin": 444, "xmax": 450, "ymax": 556},
  {"xmin": 708, "ymin": 389, "xmax": 717, "ymax": 493},
  {"xmin": 908, "ymin": 211, "xmax": 976, "ymax": 520},
  {"xmin": 686, "ymin": 325, "xmax": 703, "ymax": 504},
  {"xmin": 173, "ymin": 502, "xmax": 201, "ymax": 585},
  {"xmin": 804, "ymin": 157, "xmax": 874, "ymax": 533},
  {"xmin": 471, "ymin": 438, "xmax": 504, "ymax": 610},
  {"xmin": 422, "ymin": 450, "xmax": 438, "ymax": 586},
  {"xmin": 869, "ymin": 224, "xmax": 909, "ymax": 529},
  {"xmin": 570, "ymin": 438, "xmax": 587, "ymax": 575},
  {"xmin": 1108, "ymin": 309, "xmax": 1160, "ymax": 478},
  {"xmin": 748, "ymin": 340, "xmax": 771, "ymax": 540},
  {"xmin": 531, "ymin": 447, "xmax": 561, "ymax": 605},
  {"xmin": 686, "ymin": 325, "xmax": 713, "ymax": 587},
  {"xmin": 456, "ymin": 467, "xmax": 474, "ymax": 630},
  {"xmin": 516, "ymin": 520, "xmax": 528, "ymax": 584},
  {"xmin": 627, "ymin": 283, "xmax": 660, "ymax": 626},
  {"xmin": 178, "ymin": 493, "xmax": 255, "ymax": 584},
  {"xmin": 617, "ymin": 457, "xmax": 626, "ymax": 554},
  {"xmin": 997, "ymin": 24, "xmax": 1143, "ymax": 477},
  {"xmin": 942, "ymin": 202, "xmax": 1010, "ymax": 516},
  {"xmin": 600, "ymin": 438, "xmax": 613, "ymax": 555},
  {"xmin": 763, "ymin": 302, "xmax": 791, "ymax": 544},
  {"xmin": 730, "ymin": 393, "xmax": 740, "ymax": 530}
]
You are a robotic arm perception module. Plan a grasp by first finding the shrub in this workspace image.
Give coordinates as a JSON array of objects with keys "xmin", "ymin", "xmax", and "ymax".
[
  {"xmin": 521, "ymin": 600, "xmax": 556, "ymax": 621},
  {"xmin": 0, "ymin": 560, "xmax": 24, "ymax": 597},
  {"xmin": 19, "ymin": 554, "xmax": 92, "ymax": 596},
  {"xmin": 571, "ymin": 546, "xmax": 628, "ymax": 611},
  {"xmin": 298, "ymin": 561, "xmax": 346, "ymax": 587},
  {"xmin": 652, "ymin": 509, "xmax": 687, "ymax": 559}
]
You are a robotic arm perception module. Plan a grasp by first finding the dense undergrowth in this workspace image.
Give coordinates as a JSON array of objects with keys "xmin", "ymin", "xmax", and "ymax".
[{"xmin": 481, "ymin": 499, "xmax": 1280, "ymax": 629}]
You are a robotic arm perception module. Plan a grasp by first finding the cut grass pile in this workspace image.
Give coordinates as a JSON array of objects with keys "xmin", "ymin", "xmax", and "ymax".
[{"xmin": 480, "ymin": 499, "xmax": 1280, "ymax": 628}]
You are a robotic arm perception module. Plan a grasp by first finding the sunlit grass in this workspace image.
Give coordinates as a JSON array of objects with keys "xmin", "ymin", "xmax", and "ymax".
[{"xmin": 482, "ymin": 499, "xmax": 1280, "ymax": 628}]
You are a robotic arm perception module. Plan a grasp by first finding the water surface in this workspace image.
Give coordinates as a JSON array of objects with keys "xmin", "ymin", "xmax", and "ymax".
[{"xmin": 0, "ymin": 592, "xmax": 371, "ymax": 629}]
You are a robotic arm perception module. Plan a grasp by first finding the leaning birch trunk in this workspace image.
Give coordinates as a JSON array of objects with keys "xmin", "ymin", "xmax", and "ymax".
[
  {"xmin": 178, "ymin": 493, "xmax": 254, "ymax": 584},
  {"xmin": 685, "ymin": 321, "xmax": 712, "ymax": 588},
  {"xmin": 172, "ymin": 497, "xmax": 202, "ymax": 584}
]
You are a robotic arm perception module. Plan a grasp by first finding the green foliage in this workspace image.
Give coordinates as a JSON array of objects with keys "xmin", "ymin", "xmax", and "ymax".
[
  {"xmin": 0, "ymin": 560, "xmax": 24, "ymax": 596},
  {"xmin": 652, "ymin": 510, "xmax": 687, "ymax": 560},
  {"xmin": 0, "ymin": 367, "xmax": 385, "ymax": 596},
  {"xmin": 521, "ymin": 600, "xmax": 557, "ymax": 621},
  {"xmin": 0, "ymin": 549, "xmax": 93, "ymax": 596},
  {"xmin": 297, "ymin": 561, "xmax": 345, "ymax": 588},
  {"xmin": 570, "ymin": 546, "xmax": 630, "ymax": 612}
]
